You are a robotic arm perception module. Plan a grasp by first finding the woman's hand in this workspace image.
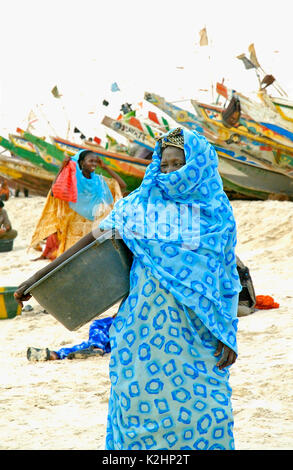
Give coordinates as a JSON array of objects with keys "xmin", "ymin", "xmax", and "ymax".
[
  {"xmin": 61, "ymin": 154, "xmax": 71, "ymax": 168},
  {"xmin": 214, "ymin": 341, "xmax": 237, "ymax": 369},
  {"xmin": 14, "ymin": 284, "xmax": 32, "ymax": 308},
  {"xmin": 96, "ymin": 156, "xmax": 107, "ymax": 169}
]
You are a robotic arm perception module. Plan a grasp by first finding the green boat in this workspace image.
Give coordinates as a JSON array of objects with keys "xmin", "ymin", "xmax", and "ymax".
[
  {"xmin": 7, "ymin": 134, "xmax": 60, "ymax": 174},
  {"xmin": 16, "ymin": 128, "xmax": 65, "ymax": 163},
  {"xmin": 0, "ymin": 135, "xmax": 59, "ymax": 175}
]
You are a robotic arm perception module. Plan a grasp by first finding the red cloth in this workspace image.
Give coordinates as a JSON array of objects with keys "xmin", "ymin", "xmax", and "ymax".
[
  {"xmin": 42, "ymin": 233, "xmax": 59, "ymax": 260},
  {"xmin": 255, "ymin": 295, "xmax": 279, "ymax": 309},
  {"xmin": 52, "ymin": 161, "xmax": 77, "ymax": 202}
]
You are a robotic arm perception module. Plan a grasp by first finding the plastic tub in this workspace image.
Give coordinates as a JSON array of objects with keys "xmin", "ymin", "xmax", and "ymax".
[
  {"xmin": 24, "ymin": 232, "xmax": 133, "ymax": 330},
  {"xmin": 0, "ymin": 239, "xmax": 14, "ymax": 252},
  {"xmin": 0, "ymin": 287, "xmax": 22, "ymax": 319}
]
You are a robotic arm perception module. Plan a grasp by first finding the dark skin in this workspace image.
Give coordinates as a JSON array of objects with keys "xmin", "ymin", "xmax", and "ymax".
[
  {"xmin": 160, "ymin": 145, "xmax": 237, "ymax": 370},
  {"xmin": 160, "ymin": 146, "xmax": 186, "ymax": 174},
  {"xmin": 15, "ymin": 145, "xmax": 236, "ymax": 369}
]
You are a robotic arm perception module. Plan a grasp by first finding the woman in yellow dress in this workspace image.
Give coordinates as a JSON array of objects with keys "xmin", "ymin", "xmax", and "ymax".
[{"xmin": 30, "ymin": 150, "xmax": 126, "ymax": 258}]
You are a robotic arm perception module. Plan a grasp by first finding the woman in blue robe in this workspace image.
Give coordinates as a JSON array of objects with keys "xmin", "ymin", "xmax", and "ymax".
[
  {"xmin": 99, "ymin": 127, "xmax": 242, "ymax": 450},
  {"xmin": 15, "ymin": 127, "xmax": 241, "ymax": 450}
]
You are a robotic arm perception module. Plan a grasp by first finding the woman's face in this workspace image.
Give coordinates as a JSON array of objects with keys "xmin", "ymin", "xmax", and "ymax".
[
  {"xmin": 81, "ymin": 153, "xmax": 99, "ymax": 173},
  {"xmin": 160, "ymin": 146, "xmax": 186, "ymax": 174}
]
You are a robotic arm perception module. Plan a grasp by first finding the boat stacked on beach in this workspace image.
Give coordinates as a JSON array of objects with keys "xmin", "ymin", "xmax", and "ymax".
[
  {"xmin": 143, "ymin": 91, "xmax": 293, "ymax": 200},
  {"xmin": 1, "ymin": 84, "xmax": 293, "ymax": 200}
]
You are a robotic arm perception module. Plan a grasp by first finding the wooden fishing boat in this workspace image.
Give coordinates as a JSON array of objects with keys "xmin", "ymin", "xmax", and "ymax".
[
  {"xmin": 217, "ymin": 151, "xmax": 293, "ymax": 200},
  {"xmin": 0, "ymin": 153, "xmax": 54, "ymax": 196},
  {"xmin": 270, "ymin": 95, "xmax": 293, "ymax": 126},
  {"xmin": 16, "ymin": 128, "xmax": 65, "ymax": 163},
  {"xmin": 144, "ymin": 92, "xmax": 292, "ymax": 170},
  {"xmin": 190, "ymin": 99, "xmax": 293, "ymax": 170},
  {"xmin": 230, "ymin": 91, "xmax": 293, "ymax": 145},
  {"xmin": 107, "ymin": 100, "xmax": 293, "ymax": 200},
  {"xmin": 143, "ymin": 91, "xmax": 277, "ymax": 168},
  {"xmin": 8, "ymin": 134, "xmax": 60, "ymax": 174},
  {"xmin": 103, "ymin": 135, "xmax": 130, "ymax": 155},
  {"xmin": 51, "ymin": 135, "xmax": 102, "ymax": 156},
  {"xmin": 144, "ymin": 92, "xmax": 219, "ymax": 143},
  {"xmin": 219, "ymin": 83, "xmax": 293, "ymax": 133},
  {"xmin": 101, "ymin": 116, "xmax": 156, "ymax": 151},
  {"xmin": 13, "ymin": 130, "xmax": 145, "ymax": 193},
  {"xmin": 119, "ymin": 111, "xmax": 167, "ymax": 140}
]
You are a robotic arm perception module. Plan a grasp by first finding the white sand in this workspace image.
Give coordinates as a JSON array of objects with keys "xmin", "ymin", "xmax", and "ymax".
[{"xmin": 0, "ymin": 196, "xmax": 293, "ymax": 450}]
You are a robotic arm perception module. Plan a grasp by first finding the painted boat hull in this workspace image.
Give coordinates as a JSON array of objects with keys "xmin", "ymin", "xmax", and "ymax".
[
  {"xmin": 217, "ymin": 152, "xmax": 293, "ymax": 200},
  {"xmin": 0, "ymin": 154, "xmax": 54, "ymax": 196},
  {"xmin": 237, "ymin": 91, "xmax": 293, "ymax": 137},
  {"xmin": 17, "ymin": 129, "xmax": 65, "ymax": 163},
  {"xmin": 8, "ymin": 134, "xmax": 60, "ymax": 174},
  {"xmin": 144, "ymin": 92, "xmax": 219, "ymax": 143},
  {"xmin": 102, "ymin": 116, "xmax": 156, "ymax": 151},
  {"xmin": 144, "ymin": 92, "xmax": 289, "ymax": 169},
  {"xmin": 191, "ymin": 99, "xmax": 293, "ymax": 170},
  {"xmin": 271, "ymin": 96, "xmax": 293, "ymax": 126}
]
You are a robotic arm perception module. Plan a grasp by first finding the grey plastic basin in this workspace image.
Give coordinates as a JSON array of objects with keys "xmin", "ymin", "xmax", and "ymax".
[{"xmin": 24, "ymin": 232, "xmax": 132, "ymax": 330}]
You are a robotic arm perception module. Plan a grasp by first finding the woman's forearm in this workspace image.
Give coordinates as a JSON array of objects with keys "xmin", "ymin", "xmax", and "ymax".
[{"xmin": 103, "ymin": 166, "xmax": 127, "ymax": 190}]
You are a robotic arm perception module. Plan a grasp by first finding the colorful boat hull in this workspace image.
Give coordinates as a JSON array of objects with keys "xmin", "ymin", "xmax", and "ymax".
[
  {"xmin": 190, "ymin": 99, "xmax": 293, "ymax": 170},
  {"xmin": 16, "ymin": 129, "xmax": 65, "ymax": 163},
  {"xmin": 8, "ymin": 134, "xmax": 60, "ymax": 174},
  {"xmin": 0, "ymin": 153, "xmax": 54, "ymax": 196}
]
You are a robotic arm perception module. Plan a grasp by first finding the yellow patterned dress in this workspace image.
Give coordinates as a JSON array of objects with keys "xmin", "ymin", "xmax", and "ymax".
[{"xmin": 30, "ymin": 177, "xmax": 122, "ymax": 258}]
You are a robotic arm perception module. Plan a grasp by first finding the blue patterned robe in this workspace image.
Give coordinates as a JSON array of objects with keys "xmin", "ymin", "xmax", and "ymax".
[{"xmin": 100, "ymin": 128, "xmax": 241, "ymax": 450}]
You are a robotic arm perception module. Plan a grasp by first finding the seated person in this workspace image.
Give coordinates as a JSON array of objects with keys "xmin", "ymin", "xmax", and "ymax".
[
  {"xmin": 0, "ymin": 201, "xmax": 17, "ymax": 240},
  {"xmin": 0, "ymin": 180, "xmax": 10, "ymax": 201}
]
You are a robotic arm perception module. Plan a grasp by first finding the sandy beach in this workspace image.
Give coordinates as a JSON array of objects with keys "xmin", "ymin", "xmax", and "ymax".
[{"xmin": 0, "ymin": 195, "xmax": 293, "ymax": 450}]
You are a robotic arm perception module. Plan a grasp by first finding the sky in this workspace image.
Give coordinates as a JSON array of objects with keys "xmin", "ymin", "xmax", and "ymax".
[{"xmin": 1, "ymin": 0, "xmax": 293, "ymax": 143}]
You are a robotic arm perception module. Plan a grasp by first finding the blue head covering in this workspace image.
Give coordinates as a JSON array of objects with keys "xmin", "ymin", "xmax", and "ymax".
[
  {"xmin": 69, "ymin": 150, "xmax": 113, "ymax": 221},
  {"xmin": 100, "ymin": 128, "xmax": 241, "ymax": 353}
]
